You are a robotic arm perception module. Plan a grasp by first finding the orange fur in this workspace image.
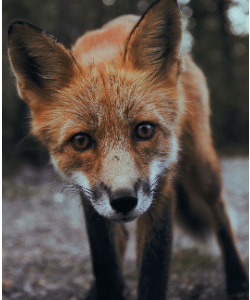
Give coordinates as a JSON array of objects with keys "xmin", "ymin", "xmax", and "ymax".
[
  {"xmin": 8, "ymin": 1, "xmax": 248, "ymax": 299},
  {"xmin": 72, "ymin": 15, "xmax": 139, "ymax": 65}
]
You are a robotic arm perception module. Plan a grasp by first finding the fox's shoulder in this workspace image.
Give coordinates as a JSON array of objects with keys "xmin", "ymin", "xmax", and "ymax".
[
  {"xmin": 72, "ymin": 15, "xmax": 139, "ymax": 65},
  {"xmin": 178, "ymin": 52, "xmax": 211, "ymax": 143},
  {"xmin": 180, "ymin": 53, "xmax": 210, "ymax": 110}
]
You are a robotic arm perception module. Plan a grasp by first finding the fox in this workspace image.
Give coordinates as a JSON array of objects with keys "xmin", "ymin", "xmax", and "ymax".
[{"xmin": 8, "ymin": 0, "xmax": 248, "ymax": 299}]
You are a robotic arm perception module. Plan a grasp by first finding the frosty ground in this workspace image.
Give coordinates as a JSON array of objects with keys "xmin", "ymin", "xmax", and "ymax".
[{"xmin": 2, "ymin": 157, "xmax": 249, "ymax": 300}]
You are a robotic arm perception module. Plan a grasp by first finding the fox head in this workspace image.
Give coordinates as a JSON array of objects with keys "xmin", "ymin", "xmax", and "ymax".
[{"xmin": 8, "ymin": 0, "xmax": 182, "ymax": 222}]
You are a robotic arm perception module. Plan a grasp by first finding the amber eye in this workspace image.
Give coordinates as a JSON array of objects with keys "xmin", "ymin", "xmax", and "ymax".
[
  {"xmin": 70, "ymin": 133, "xmax": 93, "ymax": 151},
  {"xmin": 134, "ymin": 122, "xmax": 155, "ymax": 141}
]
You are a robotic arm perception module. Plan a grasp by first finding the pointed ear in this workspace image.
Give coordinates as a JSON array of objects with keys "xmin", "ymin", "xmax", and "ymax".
[
  {"xmin": 124, "ymin": 0, "xmax": 182, "ymax": 80},
  {"xmin": 8, "ymin": 20, "xmax": 78, "ymax": 101}
]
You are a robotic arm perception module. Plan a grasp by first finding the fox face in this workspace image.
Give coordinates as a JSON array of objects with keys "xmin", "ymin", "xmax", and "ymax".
[
  {"xmin": 8, "ymin": 0, "xmax": 182, "ymax": 222},
  {"xmin": 45, "ymin": 66, "xmax": 180, "ymax": 222}
]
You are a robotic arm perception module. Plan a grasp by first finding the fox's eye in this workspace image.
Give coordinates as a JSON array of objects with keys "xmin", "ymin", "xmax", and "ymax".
[
  {"xmin": 134, "ymin": 122, "xmax": 155, "ymax": 140},
  {"xmin": 70, "ymin": 133, "xmax": 93, "ymax": 151}
]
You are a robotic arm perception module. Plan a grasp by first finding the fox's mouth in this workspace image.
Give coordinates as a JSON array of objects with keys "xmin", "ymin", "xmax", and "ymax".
[
  {"xmin": 78, "ymin": 180, "xmax": 155, "ymax": 221},
  {"xmin": 110, "ymin": 215, "xmax": 138, "ymax": 223},
  {"xmin": 96, "ymin": 179, "xmax": 156, "ymax": 218},
  {"xmin": 70, "ymin": 156, "xmax": 173, "ymax": 221},
  {"xmin": 93, "ymin": 203, "xmax": 150, "ymax": 222}
]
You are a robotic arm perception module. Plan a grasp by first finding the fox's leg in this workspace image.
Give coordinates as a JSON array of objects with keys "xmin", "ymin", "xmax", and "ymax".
[
  {"xmin": 178, "ymin": 145, "xmax": 248, "ymax": 297},
  {"xmin": 213, "ymin": 195, "xmax": 249, "ymax": 297},
  {"xmin": 81, "ymin": 192, "xmax": 128, "ymax": 300},
  {"xmin": 136, "ymin": 184, "xmax": 175, "ymax": 300},
  {"xmin": 206, "ymin": 191, "xmax": 248, "ymax": 297}
]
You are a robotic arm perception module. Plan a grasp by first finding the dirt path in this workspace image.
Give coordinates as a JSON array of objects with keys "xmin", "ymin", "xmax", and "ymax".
[{"xmin": 2, "ymin": 157, "xmax": 249, "ymax": 300}]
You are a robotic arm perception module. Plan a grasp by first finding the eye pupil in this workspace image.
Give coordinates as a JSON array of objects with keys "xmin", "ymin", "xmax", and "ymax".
[
  {"xmin": 135, "ymin": 123, "xmax": 155, "ymax": 140},
  {"xmin": 141, "ymin": 125, "xmax": 150, "ymax": 135},
  {"xmin": 71, "ymin": 133, "xmax": 92, "ymax": 151},
  {"xmin": 76, "ymin": 136, "xmax": 85, "ymax": 145}
]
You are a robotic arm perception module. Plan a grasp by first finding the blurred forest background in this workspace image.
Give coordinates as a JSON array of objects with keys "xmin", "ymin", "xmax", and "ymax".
[{"xmin": 2, "ymin": 0, "xmax": 249, "ymax": 175}]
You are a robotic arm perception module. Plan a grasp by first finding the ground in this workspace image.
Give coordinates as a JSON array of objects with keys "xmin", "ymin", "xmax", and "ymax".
[{"xmin": 2, "ymin": 157, "xmax": 249, "ymax": 300}]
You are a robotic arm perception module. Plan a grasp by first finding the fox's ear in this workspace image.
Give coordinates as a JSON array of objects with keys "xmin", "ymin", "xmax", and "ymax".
[
  {"xmin": 124, "ymin": 0, "xmax": 182, "ymax": 80},
  {"xmin": 8, "ymin": 20, "xmax": 78, "ymax": 102}
]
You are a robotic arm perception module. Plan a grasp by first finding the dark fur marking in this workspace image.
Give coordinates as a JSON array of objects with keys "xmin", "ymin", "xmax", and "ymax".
[
  {"xmin": 92, "ymin": 182, "xmax": 111, "ymax": 203},
  {"xmin": 8, "ymin": 19, "xmax": 44, "ymax": 39},
  {"xmin": 15, "ymin": 40, "xmax": 44, "ymax": 87}
]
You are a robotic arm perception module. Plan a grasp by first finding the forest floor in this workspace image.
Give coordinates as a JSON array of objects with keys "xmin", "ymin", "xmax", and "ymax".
[{"xmin": 2, "ymin": 157, "xmax": 249, "ymax": 300}]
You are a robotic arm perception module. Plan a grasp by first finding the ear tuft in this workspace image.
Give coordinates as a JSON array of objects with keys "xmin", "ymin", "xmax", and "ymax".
[
  {"xmin": 8, "ymin": 19, "xmax": 44, "ymax": 38},
  {"xmin": 124, "ymin": 0, "xmax": 182, "ymax": 79},
  {"xmin": 8, "ymin": 20, "xmax": 78, "ymax": 97}
]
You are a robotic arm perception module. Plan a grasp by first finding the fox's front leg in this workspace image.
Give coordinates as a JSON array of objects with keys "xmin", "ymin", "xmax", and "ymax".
[
  {"xmin": 136, "ymin": 192, "xmax": 174, "ymax": 300},
  {"xmin": 81, "ymin": 192, "xmax": 128, "ymax": 300}
]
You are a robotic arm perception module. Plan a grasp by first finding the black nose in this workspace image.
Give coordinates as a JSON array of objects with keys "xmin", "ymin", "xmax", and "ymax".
[{"xmin": 110, "ymin": 196, "xmax": 138, "ymax": 214}]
